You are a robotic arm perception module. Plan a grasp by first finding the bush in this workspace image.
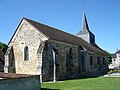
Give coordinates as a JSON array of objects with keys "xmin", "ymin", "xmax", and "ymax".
[
  {"xmin": 0, "ymin": 42, "xmax": 8, "ymax": 53},
  {"xmin": 108, "ymin": 70, "xmax": 113, "ymax": 75},
  {"xmin": 108, "ymin": 69, "xmax": 120, "ymax": 74}
]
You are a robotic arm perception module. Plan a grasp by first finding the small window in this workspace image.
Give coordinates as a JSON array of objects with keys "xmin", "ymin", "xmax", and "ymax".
[
  {"xmin": 69, "ymin": 48, "xmax": 72, "ymax": 55},
  {"xmin": 69, "ymin": 48, "xmax": 72, "ymax": 58},
  {"xmin": 24, "ymin": 46, "xmax": 29, "ymax": 61},
  {"xmin": 103, "ymin": 57, "xmax": 105, "ymax": 64},
  {"xmin": 97, "ymin": 57, "xmax": 100, "ymax": 65},
  {"xmin": 81, "ymin": 55, "xmax": 84, "ymax": 68},
  {"xmin": 90, "ymin": 56, "xmax": 93, "ymax": 65},
  {"xmin": 0, "ymin": 58, "xmax": 2, "ymax": 64}
]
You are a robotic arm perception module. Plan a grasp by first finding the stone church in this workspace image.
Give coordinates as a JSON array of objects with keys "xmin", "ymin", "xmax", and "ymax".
[{"xmin": 4, "ymin": 13, "xmax": 108, "ymax": 82}]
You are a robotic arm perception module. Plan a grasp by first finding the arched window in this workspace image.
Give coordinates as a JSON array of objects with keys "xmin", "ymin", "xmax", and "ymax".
[
  {"xmin": 103, "ymin": 57, "xmax": 105, "ymax": 64},
  {"xmin": 90, "ymin": 56, "xmax": 93, "ymax": 65},
  {"xmin": 81, "ymin": 55, "xmax": 84, "ymax": 67},
  {"xmin": 24, "ymin": 46, "xmax": 29, "ymax": 61},
  {"xmin": 69, "ymin": 48, "xmax": 72, "ymax": 59},
  {"xmin": 0, "ymin": 58, "xmax": 3, "ymax": 64},
  {"xmin": 97, "ymin": 57, "xmax": 100, "ymax": 65}
]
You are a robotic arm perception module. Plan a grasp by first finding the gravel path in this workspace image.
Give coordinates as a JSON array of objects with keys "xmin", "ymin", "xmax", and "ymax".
[{"xmin": 104, "ymin": 73, "xmax": 120, "ymax": 77}]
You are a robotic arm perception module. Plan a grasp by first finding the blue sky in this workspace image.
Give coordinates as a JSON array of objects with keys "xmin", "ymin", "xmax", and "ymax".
[{"xmin": 0, "ymin": 0, "xmax": 120, "ymax": 53}]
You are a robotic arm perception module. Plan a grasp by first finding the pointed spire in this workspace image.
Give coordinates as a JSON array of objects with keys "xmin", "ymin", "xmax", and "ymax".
[
  {"xmin": 77, "ymin": 12, "xmax": 90, "ymax": 35},
  {"xmin": 76, "ymin": 12, "xmax": 96, "ymax": 45},
  {"xmin": 81, "ymin": 12, "xmax": 89, "ymax": 31}
]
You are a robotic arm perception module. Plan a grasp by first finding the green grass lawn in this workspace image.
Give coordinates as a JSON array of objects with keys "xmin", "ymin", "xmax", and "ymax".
[{"xmin": 41, "ymin": 77, "xmax": 120, "ymax": 90}]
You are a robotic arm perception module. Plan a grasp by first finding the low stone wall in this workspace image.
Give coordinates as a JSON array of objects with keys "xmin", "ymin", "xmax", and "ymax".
[{"xmin": 0, "ymin": 72, "xmax": 40, "ymax": 90}]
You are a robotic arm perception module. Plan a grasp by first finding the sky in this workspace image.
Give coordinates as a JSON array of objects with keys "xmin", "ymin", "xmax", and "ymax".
[{"xmin": 0, "ymin": 0, "xmax": 120, "ymax": 53}]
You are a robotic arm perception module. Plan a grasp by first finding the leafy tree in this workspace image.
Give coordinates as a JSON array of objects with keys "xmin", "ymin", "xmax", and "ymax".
[
  {"xmin": 104, "ymin": 50, "xmax": 112, "ymax": 64},
  {"xmin": 0, "ymin": 42, "xmax": 8, "ymax": 54}
]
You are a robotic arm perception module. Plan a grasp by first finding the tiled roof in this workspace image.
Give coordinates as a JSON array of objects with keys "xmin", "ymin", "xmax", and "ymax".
[
  {"xmin": 116, "ymin": 50, "xmax": 120, "ymax": 53},
  {"xmin": 111, "ymin": 54, "xmax": 117, "ymax": 58},
  {"xmin": 24, "ymin": 18, "xmax": 107, "ymax": 55}
]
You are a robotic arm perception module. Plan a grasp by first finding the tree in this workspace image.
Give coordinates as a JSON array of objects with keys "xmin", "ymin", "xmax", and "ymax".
[
  {"xmin": 0, "ymin": 42, "xmax": 8, "ymax": 54},
  {"xmin": 104, "ymin": 50, "xmax": 112, "ymax": 64}
]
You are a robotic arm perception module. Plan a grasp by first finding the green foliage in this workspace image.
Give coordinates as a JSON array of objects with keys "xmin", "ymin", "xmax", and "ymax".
[
  {"xmin": 108, "ymin": 70, "xmax": 113, "ymax": 75},
  {"xmin": 41, "ymin": 77, "xmax": 120, "ymax": 90},
  {"xmin": 0, "ymin": 42, "xmax": 8, "ymax": 53},
  {"xmin": 108, "ymin": 69, "xmax": 120, "ymax": 74},
  {"xmin": 104, "ymin": 50, "xmax": 112, "ymax": 64}
]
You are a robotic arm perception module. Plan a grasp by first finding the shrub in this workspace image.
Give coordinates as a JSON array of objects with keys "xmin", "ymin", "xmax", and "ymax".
[{"xmin": 108, "ymin": 70, "xmax": 113, "ymax": 75}]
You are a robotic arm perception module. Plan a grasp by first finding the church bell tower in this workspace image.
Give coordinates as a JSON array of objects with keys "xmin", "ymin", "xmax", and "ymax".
[{"xmin": 76, "ymin": 12, "xmax": 95, "ymax": 46}]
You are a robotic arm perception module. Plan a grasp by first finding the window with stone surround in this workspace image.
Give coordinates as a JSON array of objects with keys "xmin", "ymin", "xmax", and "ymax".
[
  {"xmin": 97, "ymin": 57, "xmax": 100, "ymax": 65},
  {"xmin": 81, "ymin": 55, "xmax": 85, "ymax": 72},
  {"xmin": 24, "ymin": 46, "xmax": 29, "ymax": 61},
  {"xmin": 103, "ymin": 57, "xmax": 105, "ymax": 64},
  {"xmin": 0, "ymin": 58, "xmax": 2, "ymax": 64},
  {"xmin": 69, "ymin": 48, "xmax": 72, "ymax": 59}
]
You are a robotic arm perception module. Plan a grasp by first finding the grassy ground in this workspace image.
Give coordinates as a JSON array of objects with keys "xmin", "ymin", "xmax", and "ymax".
[{"xmin": 41, "ymin": 76, "xmax": 120, "ymax": 90}]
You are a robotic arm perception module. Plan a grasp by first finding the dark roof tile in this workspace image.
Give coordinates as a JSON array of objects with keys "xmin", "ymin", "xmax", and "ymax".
[
  {"xmin": 116, "ymin": 50, "xmax": 120, "ymax": 53},
  {"xmin": 111, "ymin": 54, "xmax": 117, "ymax": 58}
]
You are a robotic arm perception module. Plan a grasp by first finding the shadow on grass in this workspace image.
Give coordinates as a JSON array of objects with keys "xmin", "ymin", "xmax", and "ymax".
[
  {"xmin": 65, "ymin": 73, "xmax": 107, "ymax": 81},
  {"xmin": 79, "ymin": 76, "xmax": 100, "ymax": 79},
  {"xmin": 84, "ymin": 73, "xmax": 107, "ymax": 79},
  {"xmin": 65, "ymin": 76, "xmax": 98, "ymax": 81},
  {"xmin": 41, "ymin": 88, "xmax": 60, "ymax": 90}
]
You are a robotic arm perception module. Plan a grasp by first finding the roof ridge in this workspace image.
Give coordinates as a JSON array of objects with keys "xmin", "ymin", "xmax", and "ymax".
[
  {"xmin": 25, "ymin": 18, "xmax": 106, "ymax": 54},
  {"xmin": 25, "ymin": 18, "xmax": 95, "ymax": 42},
  {"xmin": 24, "ymin": 17, "xmax": 87, "ymax": 41},
  {"xmin": 24, "ymin": 18, "xmax": 77, "ymax": 37},
  {"xmin": 13, "ymin": 17, "xmax": 106, "ymax": 55}
]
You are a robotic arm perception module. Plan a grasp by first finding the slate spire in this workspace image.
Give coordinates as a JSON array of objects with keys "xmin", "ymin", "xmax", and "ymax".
[
  {"xmin": 76, "ymin": 12, "xmax": 95, "ymax": 45},
  {"xmin": 81, "ymin": 12, "xmax": 89, "ymax": 31},
  {"xmin": 77, "ymin": 12, "xmax": 90, "ymax": 35}
]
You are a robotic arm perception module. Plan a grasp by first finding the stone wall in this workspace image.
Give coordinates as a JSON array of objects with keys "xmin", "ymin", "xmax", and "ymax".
[
  {"xmin": 0, "ymin": 73, "xmax": 40, "ymax": 90},
  {"xmin": 42, "ymin": 39, "xmax": 79, "ymax": 81},
  {"xmin": 7, "ymin": 20, "xmax": 48, "ymax": 75},
  {"xmin": 85, "ymin": 52, "xmax": 108, "ymax": 75}
]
